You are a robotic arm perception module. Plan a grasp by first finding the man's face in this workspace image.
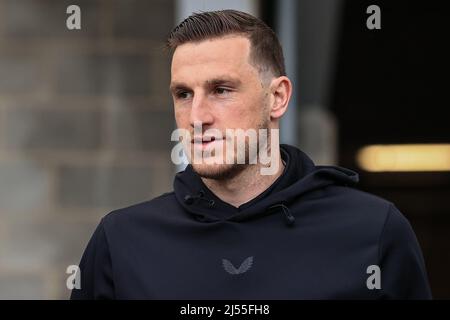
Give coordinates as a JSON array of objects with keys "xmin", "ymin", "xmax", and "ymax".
[{"xmin": 170, "ymin": 35, "xmax": 272, "ymax": 179}]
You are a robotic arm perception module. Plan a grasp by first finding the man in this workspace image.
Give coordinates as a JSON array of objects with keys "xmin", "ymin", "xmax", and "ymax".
[{"xmin": 71, "ymin": 10, "xmax": 431, "ymax": 299}]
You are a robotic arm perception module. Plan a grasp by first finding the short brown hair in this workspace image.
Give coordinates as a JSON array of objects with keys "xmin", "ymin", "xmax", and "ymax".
[{"xmin": 166, "ymin": 9, "xmax": 286, "ymax": 77}]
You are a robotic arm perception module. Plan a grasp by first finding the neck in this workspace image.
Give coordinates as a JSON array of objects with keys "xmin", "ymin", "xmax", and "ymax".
[{"xmin": 201, "ymin": 152, "xmax": 285, "ymax": 208}]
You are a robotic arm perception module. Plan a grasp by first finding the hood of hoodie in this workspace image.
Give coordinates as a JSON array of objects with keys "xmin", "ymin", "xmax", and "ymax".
[{"xmin": 173, "ymin": 144, "xmax": 359, "ymax": 226}]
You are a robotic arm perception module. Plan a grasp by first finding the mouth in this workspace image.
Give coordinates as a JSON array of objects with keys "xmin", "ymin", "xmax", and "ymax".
[{"xmin": 191, "ymin": 136, "xmax": 222, "ymax": 149}]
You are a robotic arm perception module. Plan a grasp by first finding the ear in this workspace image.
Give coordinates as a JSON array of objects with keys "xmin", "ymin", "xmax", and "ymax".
[{"xmin": 268, "ymin": 76, "xmax": 292, "ymax": 120}]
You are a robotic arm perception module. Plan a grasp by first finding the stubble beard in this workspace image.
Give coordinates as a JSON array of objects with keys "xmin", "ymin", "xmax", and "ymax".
[{"xmin": 190, "ymin": 117, "xmax": 271, "ymax": 181}]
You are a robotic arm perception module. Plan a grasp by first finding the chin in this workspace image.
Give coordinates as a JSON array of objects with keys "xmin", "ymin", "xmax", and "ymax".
[{"xmin": 191, "ymin": 162, "xmax": 245, "ymax": 180}]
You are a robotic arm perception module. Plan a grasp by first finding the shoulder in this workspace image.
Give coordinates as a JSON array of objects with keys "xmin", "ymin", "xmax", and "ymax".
[
  {"xmin": 319, "ymin": 185, "xmax": 410, "ymax": 239},
  {"xmin": 100, "ymin": 191, "xmax": 177, "ymax": 228},
  {"xmin": 324, "ymin": 185, "xmax": 393, "ymax": 219}
]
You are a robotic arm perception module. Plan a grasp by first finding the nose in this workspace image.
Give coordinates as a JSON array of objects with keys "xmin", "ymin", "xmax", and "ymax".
[{"xmin": 190, "ymin": 92, "xmax": 214, "ymax": 128}]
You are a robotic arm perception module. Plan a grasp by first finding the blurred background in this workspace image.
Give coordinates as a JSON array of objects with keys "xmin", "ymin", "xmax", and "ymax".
[{"xmin": 0, "ymin": 0, "xmax": 448, "ymax": 299}]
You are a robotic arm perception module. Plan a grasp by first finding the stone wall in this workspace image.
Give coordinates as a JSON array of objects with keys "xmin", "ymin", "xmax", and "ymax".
[{"xmin": 0, "ymin": 0, "xmax": 176, "ymax": 299}]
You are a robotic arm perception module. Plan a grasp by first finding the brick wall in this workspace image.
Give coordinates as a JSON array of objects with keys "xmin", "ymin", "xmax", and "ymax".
[{"xmin": 0, "ymin": 0, "xmax": 176, "ymax": 299}]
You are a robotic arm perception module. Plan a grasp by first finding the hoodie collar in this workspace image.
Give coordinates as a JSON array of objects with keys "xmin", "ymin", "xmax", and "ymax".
[{"xmin": 173, "ymin": 144, "xmax": 359, "ymax": 226}]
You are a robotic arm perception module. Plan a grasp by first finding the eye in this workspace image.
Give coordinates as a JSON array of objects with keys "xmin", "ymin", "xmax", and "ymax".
[
  {"xmin": 214, "ymin": 87, "xmax": 232, "ymax": 96},
  {"xmin": 176, "ymin": 91, "xmax": 192, "ymax": 100}
]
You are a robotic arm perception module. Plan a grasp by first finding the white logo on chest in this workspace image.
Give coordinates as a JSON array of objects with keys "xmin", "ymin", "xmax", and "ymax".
[{"xmin": 222, "ymin": 256, "xmax": 254, "ymax": 275}]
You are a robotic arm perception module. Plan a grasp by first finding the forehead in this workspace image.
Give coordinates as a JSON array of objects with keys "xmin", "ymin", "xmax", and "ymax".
[{"xmin": 171, "ymin": 35, "xmax": 257, "ymax": 82}]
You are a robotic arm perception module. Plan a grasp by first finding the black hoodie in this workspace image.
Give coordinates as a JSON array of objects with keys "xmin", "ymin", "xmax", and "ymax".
[{"xmin": 71, "ymin": 144, "xmax": 432, "ymax": 299}]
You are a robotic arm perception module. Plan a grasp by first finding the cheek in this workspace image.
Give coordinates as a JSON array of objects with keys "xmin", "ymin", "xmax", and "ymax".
[
  {"xmin": 219, "ymin": 103, "xmax": 248, "ymax": 126},
  {"xmin": 221, "ymin": 110, "xmax": 249, "ymax": 131},
  {"xmin": 232, "ymin": 97, "xmax": 265, "ymax": 125},
  {"xmin": 174, "ymin": 108, "xmax": 190, "ymax": 128}
]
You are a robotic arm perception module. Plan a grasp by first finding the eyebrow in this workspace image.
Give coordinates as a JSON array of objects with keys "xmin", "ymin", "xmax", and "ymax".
[
  {"xmin": 169, "ymin": 76, "xmax": 242, "ymax": 93},
  {"xmin": 206, "ymin": 77, "xmax": 242, "ymax": 87}
]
